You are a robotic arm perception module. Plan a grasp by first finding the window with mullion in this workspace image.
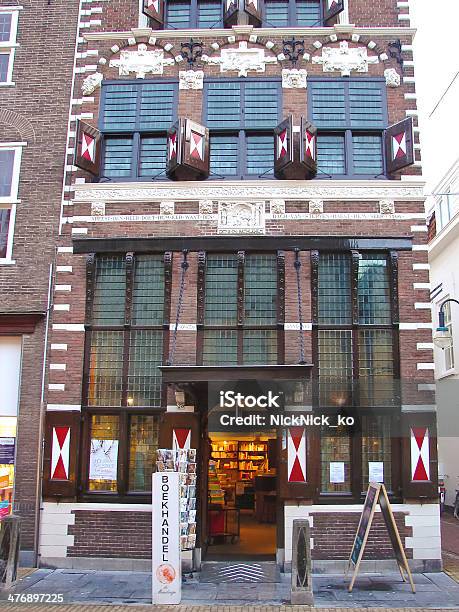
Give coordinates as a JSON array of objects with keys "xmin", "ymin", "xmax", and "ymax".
[
  {"xmin": 201, "ymin": 253, "xmax": 280, "ymax": 365},
  {"xmin": 314, "ymin": 251, "xmax": 399, "ymax": 498},
  {"xmin": 100, "ymin": 82, "xmax": 177, "ymax": 180},
  {"xmin": 263, "ymin": 0, "xmax": 322, "ymax": 26},
  {"xmin": 165, "ymin": 0, "xmax": 222, "ymax": 28},
  {"xmin": 205, "ymin": 80, "xmax": 280, "ymax": 179},
  {"xmin": 309, "ymin": 79, "xmax": 387, "ymax": 178}
]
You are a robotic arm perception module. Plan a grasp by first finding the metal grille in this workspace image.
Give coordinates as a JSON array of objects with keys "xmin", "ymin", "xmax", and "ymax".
[
  {"xmin": 358, "ymin": 254, "xmax": 391, "ymax": 324},
  {"xmin": 103, "ymin": 138, "xmax": 133, "ymax": 178},
  {"xmin": 243, "ymin": 330, "xmax": 277, "ymax": 364},
  {"xmin": 92, "ymin": 256, "xmax": 126, "ymax": 326},
  {"xmin": 88, "ymin": 331, "xmax": 124, "ymax": 406},
  {"xmin": 358, "ymin": 329, "xmax": 394, "ymax": 406},
  {"xmin": 321, "ymin": 427, "xmax": 351, "ymax": 493},
  {"xmin": 318, "ymin": 253, "xmax": 351, "ymax": 324},
  {"xmin": 317, "ymin": 134, "xmax": 346, "ymax": 176},
  {"xmin": 362, "ymin": 416, "xmax": 392, "ymax": 490},
  {"xmin": 0, "ymin": 14, "xmax": 12, "ymax": 42},
  {"xmin": 352, "ymin": 135, "xmax": 383, "ymax": 175},
  {"xmin": 139, "ymin": 137, "xmax": 167, "ymax": 177},
  {"xmin": 0, "ymin": 209, "xmax": 11, "ymax": 258},
  {"xmin": 0, "ymin": 149, "xmax": 14, "ymax": 197},
  {"xmin": 318, "ymin": 330, "xmax": 353, "ymax": 407},
  {"xmin": 202, "ymin": 330, "xmax": 238, "ymax": 365},
  {"xmin": 127, "ymin": 330, "xmax": 163, "ymax": 407},
  {"xmin": 204, "ymin": 255, "xmax": 238, "ymax": 325},
  {"xmin": 244, "ymin": 254, "xmax": 277, "ymax": 325},
  {"xmin": 132, "ymin": 255, "xmax": 165, "ymax": 325},
  {"xmin": 89, "ymin": 415, "xmax": 119, "ymax": 492},
  {"xmin": 128, "ymin": 415, "xmax": 159, "ymax": 492}
]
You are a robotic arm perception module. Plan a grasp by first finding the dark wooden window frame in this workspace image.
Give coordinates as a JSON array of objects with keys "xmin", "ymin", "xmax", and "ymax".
[
  {"xmin": 203, "ymin": 78, "xmax": 282, "ymax": 180},
  {"xmin": 165, "ymin": 0, "xmax": 223, "ymax": 28},
  {"xmin": 307, "ymin": 77, "xmax": 389, "ymax": 180},
  {"xmin": 196, "ymin": 250, "xmax": 285, "ymax": 365},
  {"xmin": 98, "ymin": 80, "xmax": 178, "ymax": 182},
  {"xmin": 262, "ymin": 0, "xmax": 324, "ymax": 27},
  {"xmin": 311, "ymin": 249, "xmax": 402, "ymax": 504},
  {"xmin": 79, "ymin": 251, "xmax": 172, "ymax": 501}
]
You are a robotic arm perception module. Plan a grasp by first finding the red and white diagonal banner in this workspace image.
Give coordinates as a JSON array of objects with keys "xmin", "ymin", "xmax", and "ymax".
[
  {"xmin": 173, "ymin": 428, "xmax": 191, "ymax": 451},
  {"xmin": 287, "ymin": 426, "xmax": 306, "ymax": 482},
  {"xmin": 392, "ymin": 131, "xmax": 407, "ymax": 160},
  {"xmin": 81, "ymin": 132, "xmax": 96, "ymax": 163},
  {"xmin": 51, "ymin": 426, "xmax": 70, "ymax": 480},
  {"xmin": 305, "ymin": 130, "xmax": 315, "ymax": 159},
  {"xmin": 190, "ymin": 131, "xmax": 203, "ymax": 160},
  {"xmin": 277, "ymin": 129, "xmax": 287, "ymax": 158},
  {"xmin": 410, "ymin": 427, "xmax": 430, "ymax": 481}
]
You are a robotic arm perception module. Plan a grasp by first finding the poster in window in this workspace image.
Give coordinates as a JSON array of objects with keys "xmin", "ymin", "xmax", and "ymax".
[
  {"xmin": 0, "ymin": 438, "xmax": 15, "ymax": 464},
  {"xmin": 89, "ymin": 439, "xmax": 118, "ymax": 481},
  {"xmin": 368, "ymin": 461, "xmax": 384, "ymax": 483},
  {"xmin": 330, "ymin": 461, "xmax": 345, "ymax": 483}
]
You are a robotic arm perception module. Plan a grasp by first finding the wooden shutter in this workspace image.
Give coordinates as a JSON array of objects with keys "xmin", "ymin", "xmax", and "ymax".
[
  {"xmin": 183, "ymin": 119, "xmax": 210, "ymax": 177},
  {"xmin": 42, "ymin": 411, "xmax": 81, "ymax": 499},
  {"xmin": 166, "ymin": 118, "xmax": 182, "ymax": 177},
  {"xmin": 300, "ymin": 118, "xmax": 318, "ymax": 179},
  {"xmin": 224, "ymin": 0, "xmax": 239, "ymax": 27},
  {"xmin": 279, "ymin": 427, "xmax": 319, "ymax": 499},
  {"xmin": 74, "ymin": 120, "xmax": 101, "ymax": 175},
  {"xmin": 244, "ymin": 0, "xmax": 262, "ymax": 25},
  {"xmin": 274, "ymin": 116, "xmax": 294, "ymax": 179},
  {"xmin": 324, "ymin": 0, "xmax": 344, "ymax": 22},
  {"xmin": 158, "ymin": 412, "xmax": 200, "ymax": 449},
  {"xmin": 385, "ymin": 117, "xmax": 415, "ymax": 174},
  {"xmin": 142, "ymin": 0, "xmax": 164, "ymax": 27},
  {"xmin": 401, "ymin": 412, "xmax": 438, "ymax": 500}
]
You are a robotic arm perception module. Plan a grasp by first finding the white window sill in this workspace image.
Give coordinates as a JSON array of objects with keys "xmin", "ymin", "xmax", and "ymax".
[
  {"xmin": 0, "ymin": 82, "xmax": 15, "ymax": 87},
  {"xmin": 438, "ymin": 368, "xmax": 457, "ymax": 380},
  {"xmin": 0, "ymin": 43, "xmax": 19, "ymax": 49},
  {"xmin": 0, "ymin": 259, "xmax": 16, "ymax": 265}
]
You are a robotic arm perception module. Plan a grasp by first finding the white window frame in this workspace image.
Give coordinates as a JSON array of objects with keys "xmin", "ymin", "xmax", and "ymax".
[
  {"xmin": 138, "ymin": 0, "xmax": 149, "ymax": 27},
  {"xmin": 338, "ymin": 0, "xmax": 349, "ymax": 24},
  {"xmin": 0, "ymin": 7, "xmax": 21, "ymax": 87},
  {"xmin": 0, "ymin": 142, "xmax": 25, "ymax": 265},
  {"xmin": 444, "ymin": 300, "xmax": 455, "ymax": 373}
]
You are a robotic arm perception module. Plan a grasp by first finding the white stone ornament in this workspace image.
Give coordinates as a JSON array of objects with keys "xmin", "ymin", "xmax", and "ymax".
[
  {"xmin": 384, "ymin": 68, "xmax": 401, "ymax": 88},
  {"xmin": 379, "ymin": 199, "xmax": 395, "ymax": 214},
  {"xmin": 82, "ymin": 72, "xmax": 103, "ymax": 96},
  {"xmin": 179, "ymin": 70, "xmax": 204, "ymax": 90},
  {"xmin": 282, "ymin": 68, "xmax": 308, "ymax": 89},
  {"xmin": 160, "ymin": 201, "xmax": 175, "ymax": 215},
  {"xmin": 312, "ymin": 40, "xmax": 379, "ymax": 77},
  {"xmin": 109, "ymin": 44, "xmax": 174, "ymax": 78},
  {"xmin": 91, "ymin": 202, "xmax": 106, "ymax": 216},
  {"xmin": 309, "ymin": 199, "xmax": 323, "ymax": 214},
  {"xmin": 199, "ymin": 200, "xmax": 214, "ymax": 214},
  {"xmin": 203, "ymin": 41, "xmax": 277, "ymax": 77},
  {"xmin": 217, "ymin": 201, "xmax": 265, "ymax": 234},
  {"xmin": 270, "ymin": 199, "xmax": 285, "ymax": 214}
]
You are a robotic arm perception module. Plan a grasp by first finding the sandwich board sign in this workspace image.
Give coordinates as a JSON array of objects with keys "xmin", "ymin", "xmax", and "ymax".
[
  {"xmin": 152, "ymin": 471, "xmax": 181, "ymax": 604},
  {"xmin": 346, "ymin": 482, "xmax": 415, "ymax": 594}
]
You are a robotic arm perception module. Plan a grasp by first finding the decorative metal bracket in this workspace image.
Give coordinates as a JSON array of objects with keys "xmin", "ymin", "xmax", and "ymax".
[
  {"xmin": 388, "ymin": 39, "xmax": 403, "ymax": 67},
  {"xmin": 181, "ymin": 39, "xmax": 203, "ymax": 67},
  {"xmin": 282, "ymin": 37, "xmax": 305, "ymax": 67}
]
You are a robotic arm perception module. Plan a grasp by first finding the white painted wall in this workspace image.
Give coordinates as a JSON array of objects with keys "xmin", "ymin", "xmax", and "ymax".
[{"xmin": 0, "ymin": 336, "xmax": 22, "ymax": 417}]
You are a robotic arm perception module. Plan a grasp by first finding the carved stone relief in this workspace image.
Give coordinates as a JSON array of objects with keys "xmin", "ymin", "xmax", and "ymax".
[
  {"xmin": 384, "ymin": 68, "xmax": 401, "ymax": 88},
  {"xmin": 82, "ymin": 72, "xmax": 103, "ymax": 96},
  {"xmin": 179, "ymin": 70, "xmax": 204, "ymax": 90},
  {"xmin": 282, "ymin": 68, "xmax": 308, "ymax": 89},
  {"xmin": 312, "ymin": 41, "xmax": 379, "ymax": 77},
  {"xmin": 379, "ymin": 199, "xmax": 395, "ymax": 214},
  {"xmin": 109, "ymin": 44, "xmax": 174, "ymax": 78},
  {"xmin": 217, "ymin": 201, "xmax": 266, "ymax": 234},
  {"xmin": 309, "ymin": 199, "xmax": 323, "ymax": 214},
  {"xmin": 202, "ymin": 41, "xmax": 277, "ymax": 77}
]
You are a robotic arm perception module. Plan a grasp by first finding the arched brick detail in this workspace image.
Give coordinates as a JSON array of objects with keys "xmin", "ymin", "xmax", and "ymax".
[{"xmin": 0, "ymin": 109, "xmax": 36, "ymax": 143}]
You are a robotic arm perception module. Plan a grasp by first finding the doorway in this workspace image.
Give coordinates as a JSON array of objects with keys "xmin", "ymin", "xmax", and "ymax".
[{"xmin": 205, "ymin": 431, "xmax": 278, "ymax": 560}]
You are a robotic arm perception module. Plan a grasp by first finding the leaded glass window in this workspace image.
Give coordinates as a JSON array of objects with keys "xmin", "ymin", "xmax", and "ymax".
[
  {"xmin": 361, "ymin": 415, "xmax": 392, "ymax": 490},
  {"xmin": 309, "ymin": 79, "xmax": 387, "ymax": 177},
  {"xmin": 165, "ymin": 0, "xmax": 222, "ymax": 28},
  {"xmin": 205, "ymin": 80, "xmax": 281, "ymax": 178},
  {"xmin": 263, "ymin": 0, "xmax": 321, "ymax": 26},
  {"xmin": 100, "ymin": 82, "xmax": 177, "ymax": 180},
  {"xmin": 201, "ymin": 253, "xmax": 280, "ymax": 365}
]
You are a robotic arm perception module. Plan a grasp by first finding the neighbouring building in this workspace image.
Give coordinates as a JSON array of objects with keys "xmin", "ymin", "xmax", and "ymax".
[
  {"xmin": 39, "ymin": 0, "xmax": 441, "ymax": 573},
  {"xmin": 0, "ymin": 1, "xmax": 79, "ymax": 564}
]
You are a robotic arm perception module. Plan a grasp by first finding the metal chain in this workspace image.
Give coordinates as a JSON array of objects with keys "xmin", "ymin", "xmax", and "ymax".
[
  {"xmin": 167, "ymin": 250, "xmax": 189, "ymax": 366},
  {"xmin": 294, "ymin": 249, "xmax": 306, "ymax": 364}
]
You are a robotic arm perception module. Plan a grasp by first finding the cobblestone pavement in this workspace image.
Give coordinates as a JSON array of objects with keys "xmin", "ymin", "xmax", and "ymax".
[
  {"xmin": 2, "ymin": 569, "xmax": 459, "ymax": 608},
  {"xmin": 1, "ymin": 607, "xmax": 459, "ymax": 611}
]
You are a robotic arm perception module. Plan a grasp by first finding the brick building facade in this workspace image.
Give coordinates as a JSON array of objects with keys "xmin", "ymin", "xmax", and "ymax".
[
  {"xmin": 0, "ymin": 0, "xmax": 79, "ymax": 564},
  {"xmin": 38, "ymin": 0, "xmax": 441, "ymax": 573}
]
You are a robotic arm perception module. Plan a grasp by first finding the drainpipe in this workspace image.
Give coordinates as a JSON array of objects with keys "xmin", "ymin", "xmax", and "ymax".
[{"xmin": 33, "ymin": 260, "xmax": 54, "ymax": 567}]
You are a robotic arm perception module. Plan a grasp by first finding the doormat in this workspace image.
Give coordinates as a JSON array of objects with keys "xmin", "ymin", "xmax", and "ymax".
[{"xmin": 200, "ymin": 561, "xmax": 281, "ymax": 583}]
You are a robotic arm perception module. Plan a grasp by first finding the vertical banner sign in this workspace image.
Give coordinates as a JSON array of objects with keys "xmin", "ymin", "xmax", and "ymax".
[{"xmin": 152, "ymin": 472, "xmax": 181, "ymax": 604}]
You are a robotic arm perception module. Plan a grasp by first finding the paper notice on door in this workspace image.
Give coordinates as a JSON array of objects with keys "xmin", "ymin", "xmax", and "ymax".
[
  {"xmin": 329, "ymin": 461, "xmax": 345, "ymax": 484},
  {"xmin": 368, "ymin": 461, "xmax": 384, "ymax": 483}
]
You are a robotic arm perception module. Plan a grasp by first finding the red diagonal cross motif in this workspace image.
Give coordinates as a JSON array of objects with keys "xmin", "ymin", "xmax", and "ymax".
[
  {"xmin": 249, "ymin": 0, "xmax": 258, "ymax": 9},
  {"xmin": 392, "ymin": 131, "xmax": 407, "ymax": 160},
  {"xmin": 328, "ymin": 0, "xmax": 338, "ymax": 7},
  {"xmin": 169, "ymin": 132, "xmax": 177, "ymax": 160},
  {"xmin": 81, "ymin": 133, "xmax": 95, "ymax": 163},
  {"xmin": 51, "ymin": 426, "xmax": 70, "ymax": 480},
  {"xmin": 147, "ymin": 0, "xmax": 160, "ymax": 11},
  {"xmin": 287, "ymin": 426, "xmax": 306, "ymax": 482},
  {"xmin": 190, "ymin": 131, "xmax": 203, "ymax": 160},
  {"xmin": 411, "ymin": 427, "xmax": 430, "ymax": 481},
  {"xmin": 277, "ymin": 129, "xmax": 287, "ymax": 159},
  {"xmin": 173, "ymin": 428, "xmax": 191, "ymax": 450},
  {"xmin": 305, "ymin": 130, "xmax": 315, "ymax": 159}
]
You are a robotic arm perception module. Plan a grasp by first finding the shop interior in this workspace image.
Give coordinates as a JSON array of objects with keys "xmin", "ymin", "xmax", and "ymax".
[{"xmin": 207, "ymin": 431, "xmax": 277, "ymax": 559}]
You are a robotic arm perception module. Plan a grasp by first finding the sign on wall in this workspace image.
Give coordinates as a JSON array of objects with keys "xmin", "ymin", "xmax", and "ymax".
[{"xmin": 152, "ymin": 471, "xmax": 181, "ymax": 605}]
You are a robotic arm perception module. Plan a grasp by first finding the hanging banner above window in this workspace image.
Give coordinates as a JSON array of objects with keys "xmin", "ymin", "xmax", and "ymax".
[{"xmin": 89, "ymin": 440, "xmax": 118, "ymax": 481}]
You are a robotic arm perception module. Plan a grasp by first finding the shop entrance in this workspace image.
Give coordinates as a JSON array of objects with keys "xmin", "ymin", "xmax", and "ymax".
[{"xmin": 206, "ymin": 431, "xmax": 277, "ymax": 560}]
